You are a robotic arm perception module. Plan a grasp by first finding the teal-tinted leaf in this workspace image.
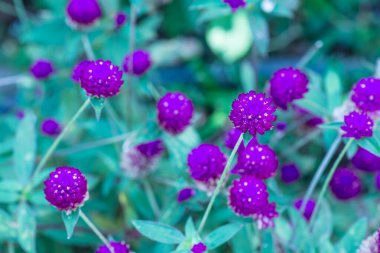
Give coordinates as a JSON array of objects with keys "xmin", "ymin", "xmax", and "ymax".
[
  {"xmin": 324, "ymin": 68, "xmax": 343, "ymax": 112},
  {"xmin": 274, "ymin": 216, "xmax": 292, "ymax": 244},
  {"xmin": 90, "ymin": 97, "xmax": 105, "ymax": 121},
  {"xmin": 318, "ymin": 240, "xmax": 335, "ymax": 253},
  {"xmin": 261, "ymin": 230, "xmax": 274, "ymax": 253},
  {"xmin": 0, "ymin": 191, "xmax": 20, "ymax": 203},
  {"xmin": 288, "ymin": 208, "xmax": 314, "ymax": 251},
  {"xmin": 17, "ymin": 203, "xmax": 36, "ymax": 253},
  {"xmin": 189, "ymin": 0, "xmax": 224, "ymax": 10},
  {"xmin": 337, "ymin": 218, "xmax": 367, "ymax": 253},
  {"xmin": 356, "ymin": 137, "xmax": 380, "ymax": 157},
  {"xmin": 185, "ymin": 217, "xmax": 196, "ymax": 238},
  {"xmin": 318, "ymin": 122, "xmax": 343, "ymax": 129},
  {"xmin": 204, "ymin": 223, "xmax": 243, "ymax": 250},
  {"xmin": 0, "ymin": 209, "xmax": 17, "ymax": 240},
  {"xmin": 311, "ymin": 201, "xmax": 332, "ymax": 243},
  {"xmin": 13, "ymin": 112, "xmax": 36, "ymax": 185},
  {"xmin": 0, "ymin": 180, "xmax": 23, "ymax": 191},
  {"xmin": 240, "ymin": 60, "xmax": 256, "ymax": 92},
  {"xmin": 132, "ymin": 220, "xmax": 186, "ymax": 244},
  {"xmin": 62, "ymin": 209, "xmax": 80, "ymax": 239},
  {"xmin": 249, "ymin": 13, "xmax": 269, "ymax": 56}
]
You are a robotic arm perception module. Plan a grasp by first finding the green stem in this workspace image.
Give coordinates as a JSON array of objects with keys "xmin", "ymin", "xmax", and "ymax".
[
  {"xmin": 79, "ymin": 210, "xmax": 114, "ymax": 253},
  {"xmin": 296, "ymin": 40, "xmax": 324, "ymax": 69},
  {"xmin": 197, "ymin": 133, "xmax": 244, "ymax": 234},
  {"xmin": 308, "ymin": 138, "xmax": 353, "ymax": 228},
  {"xmin": 141, "ymin": 180, "xmax": 161, "ymax": 218},
  {"xmin": 12, "ymin": 0, "xmax": 29, "ymax": 30},
  {"xmin": 82, "ymin": 34, "xmax": 96, "ymax": 60}
]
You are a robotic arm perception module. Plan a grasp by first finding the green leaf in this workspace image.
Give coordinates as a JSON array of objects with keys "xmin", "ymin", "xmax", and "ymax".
[
  {"xmin": 0, "ymin": 180, "xmax": 24, "ymax": 191},
  {"xmin": 337, "ymin": 218, "xmax": 367, "ymax": 253},
  {"xmin": 311, "ymin": 201, "xmax": 332, "ymax": 243},
  {"xmin": 90, "ymin": 97, "xmax": 105, "ymax": 121},
  {"xmin": 132, "ymin": 220, "xmax": 186, "ymax": 244},
  {"xmin": 318, "ymin": 122, "xmax": 343, "ymax": 129},
  {"xmin": 17, "ymin": 203, "xmax": 36, "ymax": 253},
  {"xmin": 240, "ymin": 61, "xmax": 256, "ymax": 92},
  {"xmin": 356, "ymin": 137, "xmax": 380, "ymax": 157},
  {"xmin": 13, "ymin": 112, "xmax": 36, "ymax": 185},
  {"xmin": 185, "ymin": 217, "xmax": 196, "ymax": 238},
  {"xmin": 0, "ymin": 209, "xmax": 17, "ymax": 240},
  {"xmin": 189, "ymin": 0, "xmax": 224, "ymax": 10},
  {"xmin": 324, "ymin": 68, "xmax": 343, "ymax": 112},
  {"xmin": 62, "ymin": 209, "xmax": 80, "ymax": 239},
  {"xmin": 0, "ymin": 191, "xmax": 20, "ymax": 203},
  {"xmin": 204, "ymin": 223, "xmax": 243, "ymax": 250},
  {"xmin": 261, "ymin": 230, "xmax": 274, "ymax": 253},
  {"xmin": 249, "ymin": 13, "xmax": 269, "ymax": 56}
]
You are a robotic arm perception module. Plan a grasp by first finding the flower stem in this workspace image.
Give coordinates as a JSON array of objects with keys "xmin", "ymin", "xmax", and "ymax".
[
  {"xmin": 296, "ymin": 40, "xmax": 324, "ymax": 69},
  {"xmin": 197, "ymin": 133, "xmax": 244, "ymax": 234},
  {"xmin": 79, "ymin": 210, "xmax": 114, "ymax": 253},
  {"xmin": 308, "ymin": 138, "xmax": 353, "ymax": 228},
  {"xmin": 82, "ymin": 34, "xmax": 96, "ymax": 60},
  {"xmin": 141, "ymin": 180, "xmax": 161, "ymax": 218},
  {"xmin": 12, "ymin": 0, "xmax": 29, "ymax": 30}
]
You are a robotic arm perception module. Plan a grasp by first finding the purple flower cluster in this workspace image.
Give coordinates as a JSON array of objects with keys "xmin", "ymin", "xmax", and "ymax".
[
  {"xmin": 357, "ymin": 229, "xmax": 380, "ymax": 253},
  {"xmin": 352, "ymin": 147, "xmax": 380, "ymax": 172},
  {"xmin": 123, "ymin": 50, "xmax": 152, "ymax": 76},
  {"xmin": 72, "ymin": 60, "xmax": 91, "ymax": 83},
  {"xmin": 96, "ymin": 241, "xmax": 130, "ymax": 253},
  {"xmin": 177, "ymin": 188, "xmax": 195, "ymax": 203},
  {"xmin": 66, "ymin": 0, "xmax": 102, "ymax": 26},
  {"xmin": 269, "ymin": 67, "xmax": 309, "ymax": 110},
  {"xmin": 30, "ymin": 59, "xmax": 54, "ymax": 80},
  {"xmin": 191, "ymin": 242, "xmax": 207, "ymax": 253},
  {"xmin": 157, "ymin": 92, "xmax": 194, "ymax": 135},
  {"xmin": 280, "ymin": 163, "xmax": 301, "ymax": 184},
  {"xmin": 41, "ymin": 118, "xmax": 62, "ymax": 137},
  {"xmin": 351, "ymin": 77, "xmax": 380, "ymax": 112},
  {"xmin": 293, "ymin": 198, "xmax": 315, "ymax": 222},
  {"xmin": 115, "ymin": 12, "xmax": 127, "ymax": 29},
  {"xmin": 341, "ymin": 111, "xmax": 373, "ymax": 139},
  {"xmin": 223, "ymin": 0, "xmax": 246, "ymax": 11},
  {"xmin": 329, "ymin": 168, "xmax": 361, "ymax": 200},
  {"xmin": 44, "ymin": 166, "xmax": 88, "ymax": 213}
]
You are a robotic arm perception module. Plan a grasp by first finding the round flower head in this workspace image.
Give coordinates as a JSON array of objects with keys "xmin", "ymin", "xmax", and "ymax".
[
  {"xmin": 30, "ymin": 59, "xmax": 54, "ymax": 80},
  {"xmin": 224, "ymin": 128, "xmax": 244, "ymax": 152},
  {"xmin": 44, "ymin": 166, "xmax": 88, "ymax": 213},
  {"xmin": 41, "ymin": 118, "xmax": 62, "ymax": 137},
  {"xmin": 177, "ymin": 188, "xmax": 195, "ymax": 203},
  {"xmin": 329, "ymin": 168, "xmax": 362, "ymax": 200},
  {"xmin": 115, "ymin": 12, "xmax": 127, "ymax": 28},
  {"xmin": 72, "ymin": 60, "xmax": 91, "ymax": 83},
  {"xmin": 357, "ymin": 229, "xmax": 380, "ymax": 253},
  {"xmin": 351, "ymin": 77, "xmax": 380, "ymax": 112},
  {"xmin": 223, "ymin": 0, "xmax": 246, "ymax": 11},
  {"xmin": 123, "ymin": 50, "xmax": 152, "ymax": 76},
  {"xmin": 66, "ymin": 0, "xmax": 102, "ymax": 26},
  {"xmin": 188, "ymin": 144, "xmax": 227, "ymax": 187},
  {"xmin": 96, "ymin": 241, "xmax": 130, "ymax": 253},
  {"xmin": 229, "ymin": 91, "xmax": 277, "ymax": 136},
  {"xmin": 341, "ymin": 111, "xmax": 373, "ymax": 139},
  {"xmin": 120, "ymin": 139, "xmax": 164, "ymax": 178},
  {"xmin": 231, "ymin": 139, "xmax": 278, "ymax": 180},
  {"xmin": 280, "ymin": 163, "xmax": 301, "ymax": 184},
  {"xmin": 269, "ymin": 67, "xmax": 309, "ymax": 110},
  {"xmin": 191, "ymin": 242, "xmax": 207, "ymax": 253},
  {"xmin": 80, "ymin": 59, "xmax": 124, "ymax": 98},
  {"xmin": 352, "ymin": 147, "xmax": 380, "ymax": 172},
  {"xmin": 157, "ymin": 92, "xmax": 194, "ymax": 135},
  {"xmin": 305, "ymin": 116, "xmax": 324, "ymax": 127},
  {"xmin": 276, "ymin": 122, "xmax": 287, "ymax": 131},
  {"xmin": 294, "ymin": 198, "xmax": 315, "ymax": 222},
  {"xmin": 375, "ymin": 172, "xmax": 380, "ymax": 191}
]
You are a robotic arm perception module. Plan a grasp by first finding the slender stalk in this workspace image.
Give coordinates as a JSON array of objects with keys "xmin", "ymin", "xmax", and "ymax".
[
  {"xmin": 141, "ymin": 180, "xmax": 161, "ymax": 218},
  {"xmin": 308, "ymin": 138, "xmax": 353, "ymax": 228},
  {"xmin": 296, "ymin": 40, "xmax": 324, "ymax": 69},
  {"xmin": 82, "ymin": 34, "xmax": 96, "ymax": 60},
  {"xmin": 12, "ymin": 0, "xmax": 29, "ymax": 29},
  {"xmin": 197, "ymin": 134, "xmax": 244, "ymax": 234},
  {"xmin": 79, "ymin": 210, "xmax": 114, "ymax": 253},
  {"xmin": 0, "ymin": 75, "xmax": 25, "ymax": 87},
  {"xmin": 126, "ymin": 5, "xmax": 136, "ymax": 129}
]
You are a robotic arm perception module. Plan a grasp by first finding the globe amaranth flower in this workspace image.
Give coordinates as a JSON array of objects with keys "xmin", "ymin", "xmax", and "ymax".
[
  {"xmin": 115, "ymin": 12, "xmax": 127, "ymax": 29},
  {"xmin": 191, "ymin": 242, "xmax": 207, "ymax": 253},
  {"xmin": 228, "ymin": 176, "xmax": 278, "ymax": 229},
  {"xmin": 231, "ymin": 139, "xmax": 278, "ymax": 180},
  {"xmin": 276, "ymin": 122, "xmax": 287, "ymax": 131},
  {"xmin": 44, "ymin": 166, "xmax": 88, "ymax": 213},
  {"xmin": 72, "ymin": 60, "xmax": 91, "ymax": 83},
  {"xmin": 66, "ymin": 0, "xmax": 102, "ymax": 26},
  {"xmin": 157, "ymin": 92, "xmax": 194, "ymax": 135},
  {"xmin": 357, "ymin": 229, "xmax": 380, "ymax": 253},
  {"xmin": 352, "ymin": 147, "xmax": 380, "ymax": 172},
  {"xmin": 293, "ymin": 198, "xmax": 315, "ymax": 222},
  {"xmin": 269, "ymin": 67, "xmax": 309, "ymax": 110},
  {"xmin": 41, "ymin": 118, "xmax": 62, "ymax": 137},
  {"xmin": 96, "ymin": 241, "xmax": 130, "ymax": 253},
  {"xmin": 120, "ymin": 139, "xmax": 164, "ymax": 178},
  {"xmin": 341, "ymin": 111, "xmax": 374, "ymax": 139},
  {"xmin": 188, "ymin": 144, "xmax": 227, "ymax": 188},
  {"xmin": 123, "ymin": 50, "xmax": 152, "ymax": 76},
  {"xmin": 229, "ymin": 91, "xmax": 277, "ymax": 136},
  {"xmin": 224, "ymin": 128, "xmax": 244, "ymax": 152},
  {"xmin": 280, "ymin": 163, "xmax": 301, "ymax": 184},
  {"xmin": 329, "ymin": 168, "xmax": 362, "ymax": 200},
  {"xmin": 351, "ymin": 77, "xmax": 380, "ymax": 112},
  {"xmin": 80, "ymin": 59, "xmax": 124, "ymax": 98},
  {"xmin": 30, "ymin": 59, "xmax": 54, "ymax": 80},
  {"xmin": 177, "ymin": 187, "xmax": 195, "ymax": 203},
  {"xmin": 223, "ymin": 0, "xmax": 246, "ymax": 11}
]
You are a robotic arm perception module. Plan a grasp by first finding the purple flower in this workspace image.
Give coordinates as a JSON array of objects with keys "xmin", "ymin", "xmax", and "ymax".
[
  {"xmin": 293, "ymin": 198, "xmax": 315, "ymax": 222},
  {"xmin": 191, "ymin": 242, "xmax": 207, "ymax": 253},
  {"xmin": 330, "ymin": 168, "xmax": 362, "ymax": 200},
  {"xmin": 229, "ymin": 91, "xmax": 277, "ymax": 136},
  {"xmin": 357, "ymin": 229, "xmax": 380, "ymax": 253},
  {"xmin": 66, "ymin": 0, "xmax": 102, "ymax": 26},
  {"xmin": 341, "ymin": 111, "xmax": 373, "ymax": 139},
  {"xmin": 96, "ymin": 241, "xmax": 130, "ymax": 253},
  {"xmin": 80, "ymin": 59, "xmax": 124, "ymax": 98},
  {"xmin": 41, "ymin": 118, "xmax": 62, "ymax": 137},
  {"xmin": 276, "ymin": 122, "xmax": 287, "ymax": 131},
  {"xmin": 115, "ymin": 12, "xmax": 127, "ymax": 28},
  {"xmin": 305, "ymin": 116, "xmax": 324, "ymax": 127},
  {"xmin": 123, "ymin": 50, "xmax": 152, "ymax": 76},
  {"xmin": 157, "ymin": 92, "xmax": 194, "ymax": 135},
  {"xmin": 30, "ymin": 60, "xmax": 54, "ymax": 80},
  {"xmin": 231, "ymin": 139, "xmax": 278, "ymax": 180},
  {"xmin": 375, "ymin": 172, "xmax": 380, "ymax": 191},
  {"xmin": 224, "ymin": 128, "xmax": 244, "ymax": 152},
  {"xmin": 228, "ymin": 176, "xmax": 278, "ymax": 229},
  {"xmin": 351, "ymin": 77, "xmax": 380, "ymax": 112},
  {"xmin": 177, "ymin": 188, "xmax": 195, "ymax": 203},
  {"xmin": 352, "ymin": 147, "xmax": 380, "ymax": 172},
  {"xmin": 135, "ymin": 140, "xmax": 164, "ymax": 158},
  {"xmin": 269, "ymin": 67, "xmax": 309, "ymax": 110},
  {"xmin": 72, "ymin": 60, "xmax": 91, "ymax": 83},
  {"xmin": 223, "ymin": 0, "xmax": 246, "ymax": 11},
  {"xmin": 188, "ymin": 144, "xmax": 227, "ymax": 186},
  {"xmin": 16, "ymin": 110, "xmax": 25, "ymax": 119},
  {"xmin": 280, "ymin": 163, "xmax": 301, "ymax": 184},
  {"xmin": 44, "ymin": 166, "xmax": 88, "ymax": 213}
]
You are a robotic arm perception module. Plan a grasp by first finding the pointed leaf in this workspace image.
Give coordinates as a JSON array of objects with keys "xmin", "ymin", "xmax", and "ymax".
[
  {"xmin": 204, "ymin": 223, "xmax": 243, "ymax": 250},
  {"xmin": 185, "ymin": 217, "xmax": 196, "ymax": 238},
  {"xmin": 0, "ymin": 209, "xmax": 17, "ymax": 240},
  {"xmin": 17, "ymin": 203, "xmax": 36, "ymax": 253},
  {"xmin": 132, "ymin": 220, "xmax": 185, "ymax": 244},
  {"xmin": 90, "ymin": 97, "xmax": 105, "ymax": 121},
  {"xmin": 337, "ymin": 218, "xmax": 367, "ymax": 252},
  {"xmin": 62, "ymin": 209, "xmax": 80, "ymax": 239},
  {"xmin": 356, "ymin": 137, "xmax": 380, "ymax": 157}
]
